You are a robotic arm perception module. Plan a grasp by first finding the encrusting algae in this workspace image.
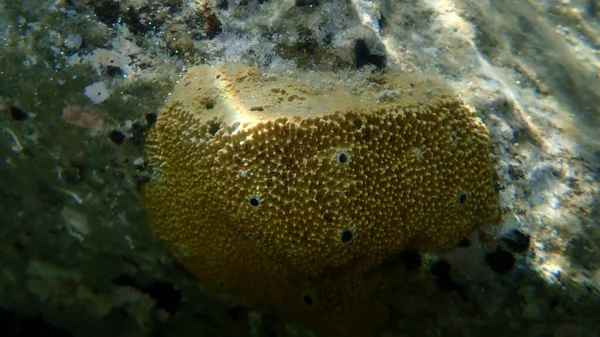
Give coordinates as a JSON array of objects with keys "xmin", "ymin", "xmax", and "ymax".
[{"xmin": 141, "ymin": 63, "xmax": 500, "ymax": 336}]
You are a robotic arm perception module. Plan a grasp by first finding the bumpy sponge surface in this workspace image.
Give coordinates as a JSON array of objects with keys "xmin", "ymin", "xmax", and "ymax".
[{"xmin": 141, "ymin": 63, "xmax": 500, "ymax": 336}]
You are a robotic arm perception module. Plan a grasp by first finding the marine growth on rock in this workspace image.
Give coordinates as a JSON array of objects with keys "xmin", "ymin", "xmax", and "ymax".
[{"xmin": 141, "ymin": 63, "xmax": 500, "ymax": 336}]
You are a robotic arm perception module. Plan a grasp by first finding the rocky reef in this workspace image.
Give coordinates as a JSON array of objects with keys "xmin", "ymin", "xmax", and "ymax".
[{"xmin": 0, "ymin": 1, "xmax": 599, "ymax": 337}]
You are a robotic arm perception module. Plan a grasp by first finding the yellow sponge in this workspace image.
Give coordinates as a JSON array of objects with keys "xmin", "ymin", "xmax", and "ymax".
[{"xmin": 141, "ymin": 63, "xmax": 500, "ymax": 336}]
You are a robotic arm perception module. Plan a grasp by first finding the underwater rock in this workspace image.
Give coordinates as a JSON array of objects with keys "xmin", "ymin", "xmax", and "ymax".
[{"xmin": 141, "ymin": 63, "xmax": 500, "ymax": 336}]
